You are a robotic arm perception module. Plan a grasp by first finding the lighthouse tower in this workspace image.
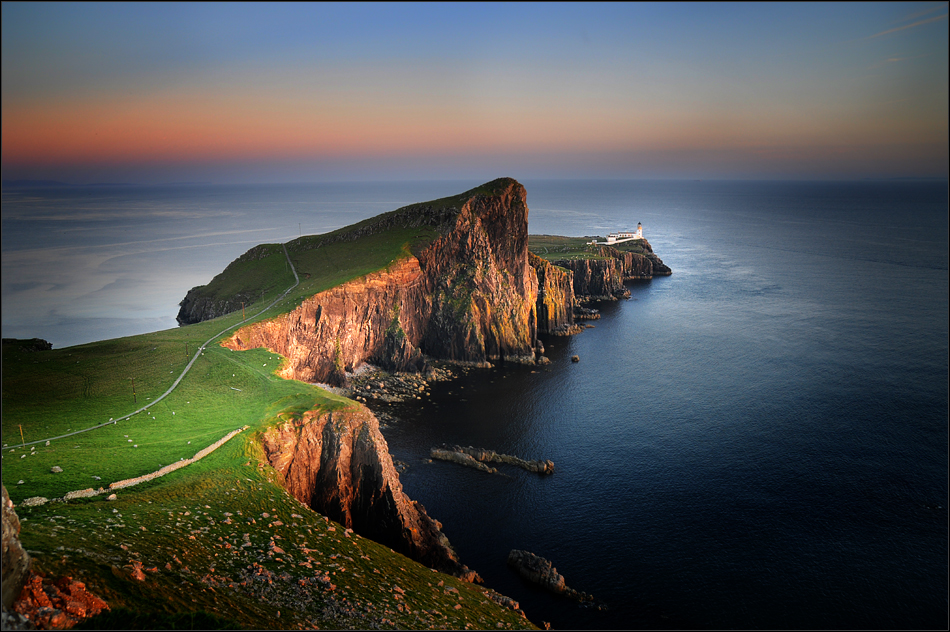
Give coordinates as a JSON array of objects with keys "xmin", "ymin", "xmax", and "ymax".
[{"xmin": 636, "ymin": 222, "xmax": 643, "ymax": 238}]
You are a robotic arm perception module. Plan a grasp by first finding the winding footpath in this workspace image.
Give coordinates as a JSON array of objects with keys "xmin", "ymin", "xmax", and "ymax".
[{"xmin": 6, "ymin": 244, "xmax": 300, "ymax": 450}]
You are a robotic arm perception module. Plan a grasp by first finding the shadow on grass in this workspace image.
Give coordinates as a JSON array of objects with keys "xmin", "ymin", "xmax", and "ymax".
[{"xmin": 75, "ymin": 607, "xmax": 242, "ymax": 630}]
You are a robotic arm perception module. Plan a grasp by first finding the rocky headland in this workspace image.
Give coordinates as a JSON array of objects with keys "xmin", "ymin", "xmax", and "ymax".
[
  {"xmin": 178, "ymin": 177, "xmax": 670, "ymax": 587},
  {"xmin": 552, "ymin": 242, "xmax": 671, "ymax": 303}
]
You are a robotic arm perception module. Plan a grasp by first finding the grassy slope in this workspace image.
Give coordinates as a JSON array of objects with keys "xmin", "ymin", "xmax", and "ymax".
[
  {"xmin": 528, "ymin": 234, "xmax": 650, "ymax": 262},
  {"xmin": 1, "ymin": 183, "xmax": 535, "ymax": 630}
]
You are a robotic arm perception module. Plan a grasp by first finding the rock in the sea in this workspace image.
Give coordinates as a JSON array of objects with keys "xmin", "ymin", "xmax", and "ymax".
[
  {"xmin": 435, "ymin": 445, "xmax": 554, "ymax": 475},
  {"xmin": 430, "ymin": 449, "xmax": 498, "ymax": 474},
  {"xmin": 507, "ymin": 549, "xmax": 566, "ymax": 594},
  {"xmin": 507, "ymin": 549, "xmax": 598, "ymax": 605},
  {"xmin": 571, "ymin": 355, "xmax": 580, "ymax": 363}
]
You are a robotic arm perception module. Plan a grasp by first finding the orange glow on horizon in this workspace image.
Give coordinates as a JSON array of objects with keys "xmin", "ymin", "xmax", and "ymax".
[{"xmin": 3, "ymin": 75, "xmax": 946, "ymax": 171}]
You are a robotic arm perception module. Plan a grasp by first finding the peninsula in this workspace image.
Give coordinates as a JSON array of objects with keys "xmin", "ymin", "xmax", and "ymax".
[{"xmin": 1, "ymin": 178, "xmax": 669, "ymax": 630}]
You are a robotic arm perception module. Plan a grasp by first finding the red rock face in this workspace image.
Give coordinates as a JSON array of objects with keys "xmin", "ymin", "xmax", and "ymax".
[
  {"xmin": 555, "ymin": 257, "xmax": 626, "ymax": 299},
  {"xmin": 222, "ymin": 178, "xmax": 540, "ymax": 385},
  {"xmin": 417, "ymin": 182, "xmax": 538, "ymax": 363},
  {"xmin": 260, "ymin": 407, "xmax": 480, "ymax": 582},
  {"xmin": 225, "ymin": 257, "xmax": 429, "ymax": 384},
  {"xmin": 528, "ymin": 253, "xmax": 576, "ymax": 334}
]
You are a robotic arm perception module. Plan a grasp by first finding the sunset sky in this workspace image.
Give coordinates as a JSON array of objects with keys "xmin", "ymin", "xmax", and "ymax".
[{"xmin": 2, "ymin": 1, "xmax": 947, "ymax": 183}]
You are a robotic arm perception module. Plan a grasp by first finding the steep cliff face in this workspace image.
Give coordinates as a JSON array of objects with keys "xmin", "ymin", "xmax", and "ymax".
[
  {"xmin": 599, "ymin": 246, "xmax": 653, "ymax": 280},
  {"xmin": 259, "ymin": 406, "xmax": 480, "ymax": 582},
  {"xmin": 177, "ymin": 288, "xmax": 236, "ymax": 326},
  {"xmin": 222, "ymin": 178, "xmax": 540, "ymax": 384},
  {"xmin": 612, "ymin": 239, "xmax": 672, "ymax": 278},
  {"xmin": 416, "ymin": 182, "xmax": 538, "ymax": 363},
  {"xmin": 225, "ymin": 257, "xmax": 429, "ymax": 384},
  {"xmin": 553, "ymin": 258, "xmax": 627, "ymax": 300},
  {"xmin": 552, "ymin": 239, "xmax": 672, "ymax": 299},
  {"xmin": 528, "ymin": 253, "xmax": 576, "ymax": 334},
  {"xmin": 646, "ymin": 252, "xmax": 672, "ymax": 276}
]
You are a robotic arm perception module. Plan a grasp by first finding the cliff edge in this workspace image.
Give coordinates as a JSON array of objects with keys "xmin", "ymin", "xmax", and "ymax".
[
  {"xmin": 260, "ymin": 407, "xmax": 480, "ymax": 581},
  {"xmin": 221, "ymin": 178, "xmax": 542, "ymax": 384}
]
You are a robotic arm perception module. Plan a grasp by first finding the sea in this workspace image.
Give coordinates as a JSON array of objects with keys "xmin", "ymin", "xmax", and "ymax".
[{"xmin": 2, "ymin": 179, "xmax": 947, "ymax": 629}]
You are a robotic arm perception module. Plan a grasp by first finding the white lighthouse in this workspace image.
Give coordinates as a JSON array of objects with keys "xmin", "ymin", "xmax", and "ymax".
[{"xmin": 603, "ymin": 223, "xmax": 644, "ymax": 244}]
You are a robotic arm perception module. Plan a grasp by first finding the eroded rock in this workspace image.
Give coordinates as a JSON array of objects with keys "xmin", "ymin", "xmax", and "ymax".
[
  {"xmin": 432, "ymin": 446, "xmax": 554, "ymax": 475},
  {"xmin": 260, "ymin": 406, "xmax": 481, "ymax": 583},
  {"xmin": 12, "ymin": 571, "xmax": 109, "ymax": 628},
  {"xmin": 507, "ymin": 549, "xmax": 599, "ymax": 606},
  {"xmin": 2, "ymin": 486, "xmax": 30, "ymax": 612}
]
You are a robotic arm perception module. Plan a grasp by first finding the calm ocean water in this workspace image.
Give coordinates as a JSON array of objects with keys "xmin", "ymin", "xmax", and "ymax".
[{"xmin": 2, "ymin": 180, "xmax": 947, "ymax": 628}]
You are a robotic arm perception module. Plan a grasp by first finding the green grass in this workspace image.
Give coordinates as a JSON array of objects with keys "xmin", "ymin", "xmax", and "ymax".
[
  {"xmin": 182, "ymin": 243, "xmax": 296, "ymax": 306},
  {"xmin": 16, "ymin": 437, "xmax": 533, "ymax": 630},
  {"xmin": 2, "ymin": 180, "xmax": 538, "ymax": 629},
  {"xmin": 528, "ymin": 233, "xmax": 651, "ymax": 261},
  {"xmin": 528, "ymin": 234, "xmax": 605, "ymax": 261},
  {"xmin": 1, "ymin": 340, "xmax": 350, "ymax": 502},
  {"xmin": 288, "ymin": 227, "xmax": 437, "ymax": 302}
]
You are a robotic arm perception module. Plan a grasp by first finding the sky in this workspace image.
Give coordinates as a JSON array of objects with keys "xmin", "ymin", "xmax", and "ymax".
[{"xmin": 1, "ymin": 1, "xmax": 948, "ymax": 183}]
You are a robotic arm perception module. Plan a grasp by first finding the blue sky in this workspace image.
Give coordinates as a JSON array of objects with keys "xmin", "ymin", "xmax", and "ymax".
[{"xmin": 2, "ymin": 1, "xmax": 947, "ymax": 182}]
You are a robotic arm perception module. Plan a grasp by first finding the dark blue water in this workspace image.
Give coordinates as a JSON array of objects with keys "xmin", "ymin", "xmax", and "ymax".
[
  {"xmin": 379, "ymin": 180, "xmax": 949, "ymax": 629},
  {"xmin": 2, "ymin": 179, "xmax": 946, "ymax": 628}
]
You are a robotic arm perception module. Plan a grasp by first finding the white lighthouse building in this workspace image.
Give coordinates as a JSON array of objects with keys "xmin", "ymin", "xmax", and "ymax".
[{"xmin": 603, "ymin": 222, "xmax": 643, "ymax": 244}]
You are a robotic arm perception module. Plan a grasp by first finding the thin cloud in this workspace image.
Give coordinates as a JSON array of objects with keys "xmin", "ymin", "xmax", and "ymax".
[
  {"xmin": 868, "ymin": 53, "xmax": 930, "ymax": 69},
  {"xmin": 870, "ymin": 13, "xmax": 947, "ymax": 38},
  {"xmin": 899, "ymin": 2, "xmax": 949, "ymax": 23}
]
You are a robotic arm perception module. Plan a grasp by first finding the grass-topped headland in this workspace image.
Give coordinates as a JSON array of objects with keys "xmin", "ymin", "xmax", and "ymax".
[
  {"xmin": 2, "ymin": 178, "xmax": 541, "ymax": 629},
  {"xmin": 178, "ymin": 178, "xmax": 521, "ymax": 327},
  {"xmin": 528, "ymin": 234, "xmax": 653, "ymax": 261}
]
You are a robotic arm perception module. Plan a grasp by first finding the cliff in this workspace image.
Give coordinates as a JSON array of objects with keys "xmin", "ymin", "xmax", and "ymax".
[
  {"xmin": 259, "ymin": 407, "xmax": 480, "ymax": 582},
  {"xmin": 222, "ymin": 178, "xmax": 542, "ymax": 384},
  {"xmin": 528, "ymin": 253, "xmax": 576, "ymax": 334},
  {"xmin": 604, "ymin": 239, "xmax": 672, "ymax": 278},
  {"xmin": 552, "ymin": 239, "xmax": 671, "ymax": 300},
  {"xmin": 553, "ymin": 257, "xmax": 628, "ymax": 301}
]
